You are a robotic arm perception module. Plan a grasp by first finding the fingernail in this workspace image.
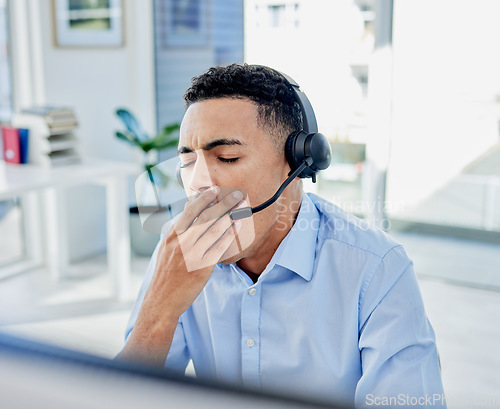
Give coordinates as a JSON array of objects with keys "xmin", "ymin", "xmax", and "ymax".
[
  {"xmin": 210, "ymin": 186, "xmax": 220, "ymax": 194},
  {"xmin": 232, "ymin": 190, "xmax": 243, "ymax": 199}
]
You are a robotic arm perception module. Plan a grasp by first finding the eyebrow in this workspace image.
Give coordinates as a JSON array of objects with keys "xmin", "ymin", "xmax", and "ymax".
[{"xmin": 178, "ymin": 138, "xmax": 244, "ymax": 154}]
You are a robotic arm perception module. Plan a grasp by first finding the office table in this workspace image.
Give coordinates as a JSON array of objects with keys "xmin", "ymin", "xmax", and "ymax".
[{"xmin": 0, "ymin": 158, "xmax": 138, "ymax": 301}]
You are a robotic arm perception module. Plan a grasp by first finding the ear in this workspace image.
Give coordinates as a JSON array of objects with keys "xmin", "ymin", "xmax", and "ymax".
[{"xmin": 281, "ymin": 153, "xmax": 292, "ymax": 180}]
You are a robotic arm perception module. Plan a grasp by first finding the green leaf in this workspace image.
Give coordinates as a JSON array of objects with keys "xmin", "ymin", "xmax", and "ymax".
[
  {"xmin": 149, "ymin": 138, "xmax": 179, "ymax": 151},
  {"xmin": 140, "ymin": 123, "xmax": 180, "ymax": 152},
  {"xmin": 161, "ymin": 123, "xmax": 181, "ymax": 135},
  {"xmin": 115, "ymin": 131, "xmax": 142, "ymax": 147},
  {"xmin": 115, "ymin": 108, "xmax": 149, "ymax": 142}
]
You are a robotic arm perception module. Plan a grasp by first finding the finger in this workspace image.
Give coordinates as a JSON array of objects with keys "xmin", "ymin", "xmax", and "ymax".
[
  {"xmin": 195, "ymin": 210, "xmax": 233, "ymax": 253},
  {"xmin": 175, "ymin": 198, "xmax": 246, "ymax": 272},
  {"xmin": 192, "ymin": 190, "xmax": 246, "ymax": 230},
  {"xmin": 197, "ymin": 197, "xmax": 246, "ymax": 252},
  {"xmin": 177, "ymin": 214, "xmax": 237, "ymax": 273},
  {"xmin": 175, "ymin": 187, "xmax": 220, "ymax": 234},
  {"xmin": 202, "ymin": 219, "xmax": 242, "ymax": 264}
]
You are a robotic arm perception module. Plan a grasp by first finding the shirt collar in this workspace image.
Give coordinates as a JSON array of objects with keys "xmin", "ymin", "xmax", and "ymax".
[
  {"xmin": 274, "ymin": 192, "xmax": 319, "ymax": 281},
  {"xmin": 218, "ymin": 193, "xmax": 320, "ymax": 282}
]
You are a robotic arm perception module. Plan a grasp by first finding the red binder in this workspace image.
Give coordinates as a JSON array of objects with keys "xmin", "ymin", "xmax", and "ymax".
[{"xmin": 1, "ymin": 126, "xmax": 21, "ymax": 164}]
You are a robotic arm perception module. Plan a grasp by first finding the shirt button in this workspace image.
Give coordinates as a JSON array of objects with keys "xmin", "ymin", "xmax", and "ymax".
[
  {"xmin": 246, "ymin": 339, "xmax": 255, "ymax": 347},
  {"xmin": 248, "ymin": 288, "xmax": 257, "ymax": 296}
]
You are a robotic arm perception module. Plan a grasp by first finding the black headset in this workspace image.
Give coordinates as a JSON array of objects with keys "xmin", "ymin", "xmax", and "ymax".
[
  {"xmin": 176, "ymin": 66, "xmax": 332, "ymax": 220},
  {"xmin": 279, "ymin": 70, "xmax": 332, "ymax": 182}
]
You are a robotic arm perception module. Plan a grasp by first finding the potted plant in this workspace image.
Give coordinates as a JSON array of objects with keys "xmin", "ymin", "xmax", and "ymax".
[{"xmin": 115, "ymin": 108, "xmax": 180, "ymax": 256}]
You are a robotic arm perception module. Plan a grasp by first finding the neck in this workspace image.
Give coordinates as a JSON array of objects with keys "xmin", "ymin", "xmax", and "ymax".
[{"xmin": 236, "ymin": 182, "xmax": 303, "ymax": 278}]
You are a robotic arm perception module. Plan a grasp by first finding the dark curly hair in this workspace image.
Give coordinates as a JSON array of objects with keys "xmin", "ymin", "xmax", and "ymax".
[{"xmin": 183, "ymin": 63, "xmax": 303, "ymax": 152}]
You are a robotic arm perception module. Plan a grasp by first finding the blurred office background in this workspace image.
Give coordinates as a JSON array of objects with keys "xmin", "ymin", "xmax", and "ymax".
[{"xmin": 1, "ymin": 0, "xmax": 500, "ymax": 407}]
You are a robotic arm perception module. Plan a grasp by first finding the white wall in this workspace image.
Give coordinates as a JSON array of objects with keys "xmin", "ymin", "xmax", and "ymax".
[
  {"xmin": 11, "ymin": 0, "xmax": 156, "ymax": 260},
  {"xmin": 386, "ymin": 0, "xmax": 500, "ymax": 216}
]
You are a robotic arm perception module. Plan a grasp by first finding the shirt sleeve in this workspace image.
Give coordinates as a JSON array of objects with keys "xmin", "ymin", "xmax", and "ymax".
[
  {"xmin": 355, "ymin": 245, "xmax": 447, "ymax": 408},
  {"xmin": 118, "ymin": 237, "xmax": 190, "ymax": 374}
]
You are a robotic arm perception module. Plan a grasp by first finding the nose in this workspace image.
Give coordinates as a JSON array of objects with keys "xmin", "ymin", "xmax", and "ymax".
[{"xmin": 183, "ymin": 151, "xmax": 216, "ymax": 194}]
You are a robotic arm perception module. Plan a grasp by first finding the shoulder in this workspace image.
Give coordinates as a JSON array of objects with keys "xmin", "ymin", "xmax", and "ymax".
[
  {"xmin": 307, "ymin": 193, "xmax": 415, "ymax": 310},
  {"xmin": 307, "ymin": 193, "xmax": 402, "ymax": 260}
]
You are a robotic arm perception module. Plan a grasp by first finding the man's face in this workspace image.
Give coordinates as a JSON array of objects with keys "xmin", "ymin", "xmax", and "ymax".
[{"xmin": 178, "ymin": 97, "xmax": 292, "ymax": 264}]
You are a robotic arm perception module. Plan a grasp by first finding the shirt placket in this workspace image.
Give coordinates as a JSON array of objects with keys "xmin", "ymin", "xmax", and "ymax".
[{"xmin": 240, "ymin": 282, "xmax": 262, "ymax": 389}]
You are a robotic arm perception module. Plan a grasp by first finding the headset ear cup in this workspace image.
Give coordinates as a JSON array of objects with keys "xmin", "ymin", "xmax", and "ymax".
[
  {"xmin": 307, "ymin": 132, "xmax": 332, "ymax": 172},
  {"xmin": 285, "ymin": 130, "xmax": 332, "ymax": 179},
  {"xmin": 285, "ymin": 130, "xmax": 300, "ymax": 174},
  {"xmin": 176, "ymin": 162, "xmax": 184, "ymax": 189}
]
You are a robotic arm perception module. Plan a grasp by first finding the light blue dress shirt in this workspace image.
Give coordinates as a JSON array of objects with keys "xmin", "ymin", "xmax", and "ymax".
[{"xmin": 124, "ymin": 192, "xmax": 446, "ymax": 408}]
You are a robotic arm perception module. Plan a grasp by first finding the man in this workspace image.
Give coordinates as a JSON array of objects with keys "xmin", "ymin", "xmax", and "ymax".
[{"xmin": 118, "ymin": 64, "xmax": 446, "ymax": 408}]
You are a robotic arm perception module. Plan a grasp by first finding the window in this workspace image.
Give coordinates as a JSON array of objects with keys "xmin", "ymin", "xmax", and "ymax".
[{"xmin": 268, "ymin": 4, "xmax": 285, "ymax": 28}]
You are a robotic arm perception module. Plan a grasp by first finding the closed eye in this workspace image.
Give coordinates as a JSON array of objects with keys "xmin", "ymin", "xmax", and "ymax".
[{"xmin": 218, "ymin": 157, "xmax": 239, "ymax": 163}]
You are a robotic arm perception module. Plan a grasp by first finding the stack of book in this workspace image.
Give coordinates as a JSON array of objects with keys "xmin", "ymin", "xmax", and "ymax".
[
  {"xmin": 11, "ymin": 106, "xmax": 81, "ymax": 167},
  {"xmin": 1, "ymin": 126, "xmax": 29, "ymax": 164}
]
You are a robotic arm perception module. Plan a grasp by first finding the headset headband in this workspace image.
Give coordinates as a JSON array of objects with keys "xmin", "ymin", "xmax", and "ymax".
[
  {"xmin": 249, "ymin": 65, "xmax": 319, "ymax": 134},
  {"xmin": 275, "ymin": 71, "xmax": 319, "ymax": 134}
]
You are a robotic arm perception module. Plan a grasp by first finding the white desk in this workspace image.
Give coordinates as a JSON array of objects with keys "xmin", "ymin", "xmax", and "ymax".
[{"xmin": 0, "ymin": 158, "xmax": 138, "ymax": 301}]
